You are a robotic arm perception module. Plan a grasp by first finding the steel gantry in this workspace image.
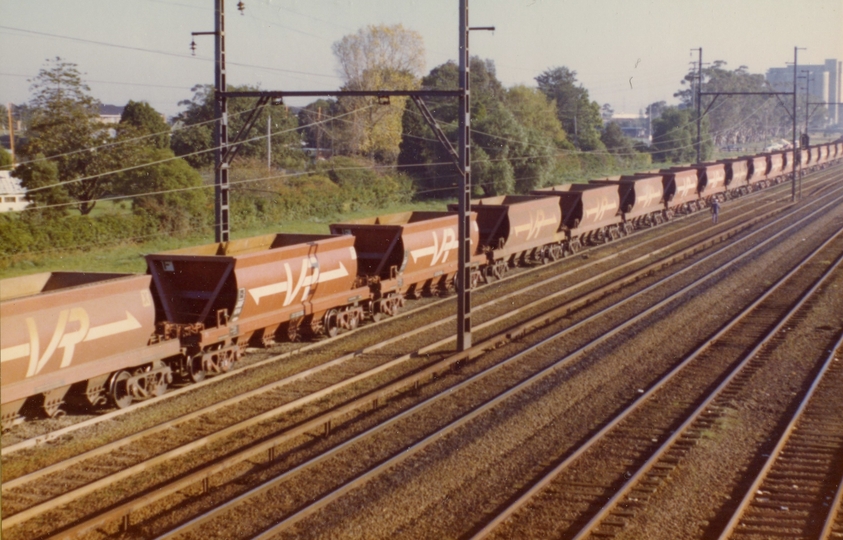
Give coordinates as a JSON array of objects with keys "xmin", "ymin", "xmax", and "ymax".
[{"xmin": 191, "ymin": 0, "xmax": 490, "ymax": 351}]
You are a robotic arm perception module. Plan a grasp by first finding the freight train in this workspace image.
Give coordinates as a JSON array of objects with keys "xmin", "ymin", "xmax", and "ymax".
[{"xmin": 2, "ymin": 142, "xmax": 842, "ymax": 424}]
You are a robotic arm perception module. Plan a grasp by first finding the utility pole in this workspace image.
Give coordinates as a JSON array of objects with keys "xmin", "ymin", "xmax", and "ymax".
[
  {"xmin": 214, "ymin": 0, "xmax": 230, "ymax": 243},
  {"xmin": 457, "ymin": 0, "xmax": 471, "ymax": 351},
  {"xmin": 695, "ymin": 47, "xmax": 702, "ymax": 164},
  {"xmin": 317, "ymin": 106, "xmax": 322, "ymax": 159},
  {"xmin": 6, "ymin": 103, "xmax": 14, "ymax": 167},
  {"xmin": 192, "ymin": 1, "xmax": 490, "ymax": 350},
  {"xmin": 791, "ymin": 47, "xmax": 805, "ymax": 202},
  {"xmin": 267, "ymin": 113, "xmax": 271, "ymax": 171},
  {"xmin": 801, "ymin": 70, "xmax": 812, "ymax": 141}
]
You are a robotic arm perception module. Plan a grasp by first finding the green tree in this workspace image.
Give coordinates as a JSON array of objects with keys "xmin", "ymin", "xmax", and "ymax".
[
  {"xmin": 676, "ymin": 61, "xmax": 787, "ymax": 147},
  {"xmin": 120, "ymin": 100, "xmax": 170, "ymax": 149},
  {"xmin": 20, "ymin": 58, "xmax": 132, "ymax": 215},
  {"xmin": 398, "ymin": 58, "xmax": 561, "ymax": 197},
  {"xmin": 127, "ymin": 147, "xmax": 210, "ymax": 234},
  {"xmin": 505, "ymin": 85, "xmax": 571, "ymax": 149},
  {"xmin": 651, "ymin": 106, "xmax": 712, "ymax": 163},
  {"xmin": 601, "ymin": 122, "xmax": 635, "ymax": 155},
  {"xmin": 298, "ymin": 98, "xmax": 340, "ymax": 153},
  {"xmin": 536, "ymin": 67, "xmax": 606, "ymax": 152},
  {"xmin": 332, "ymin": 24, "xmax": 425, "ymax": 163},
  {"xmin": 0, "ymin": 146, "xmax": 12, "ymax": 170},
  {"xmin": 13, "ymin": 154, "xmax": 69, "ymax": 216},
  {"xmin": 170, "ymin": 84, "xmax": 304, "ymax": 169}
]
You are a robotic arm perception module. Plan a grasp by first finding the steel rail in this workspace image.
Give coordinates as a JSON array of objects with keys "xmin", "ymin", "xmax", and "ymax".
[
  {"xmin": 570, "ymin": 231, "xmax": 843, "ymax": 540},
  {"xmin": 821, "ymin": 449, "xmax": 843, "ymax": 540},
  {"xmin": 4, "ymin": 164, "xmax": 829, "ymax": 457},
  {"xmin": 3, "ymin": 181, "xmax": 791, "ymax": 492},
  {"xmin": 24, "ymin": 180, "xmax": 843, "ymax": 539},
  {"xmin": 473, "ymin": 225, "xmax": 843, "ymax": 539},
  {"xmin": 718, "ymin": 327, "xmax": 843, "ymax": 539},
  {"xmin": 5, "ymin": 180, "xmax": 812, "ymax": 529},
  {"xmin": 6, "ymin": 167, "xmax": 824, "ymax": 493},
  {"xmin": 156, "ymin": 183, "xmax": 843, "ymax": 540}
]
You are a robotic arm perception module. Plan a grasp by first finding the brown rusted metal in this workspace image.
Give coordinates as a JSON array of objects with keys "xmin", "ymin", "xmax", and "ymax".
[
  {"xmin": 660, "ymin": 168, "xmax": 701, "ymax": 210},
  {"xmin": 330, "ymin": 211, "xmax": 481, "ymax": 297},
  {"xmin": 449, "ymin": 195, "xmax": 561, "ymax": 265},
  {"xmin": 532, "ymin": 183, "xmax": 621, "ymax": 234},
  {"xmin": 145, "ymin": 233, "xmax": 368, "ymax": 346},
  {"xmin": 1, "ymin": 273, "xmax": 179, "ymax": 422},
  {"xmin": 591, "ymin": 173, "xmax": 667, "ymax": 224}
]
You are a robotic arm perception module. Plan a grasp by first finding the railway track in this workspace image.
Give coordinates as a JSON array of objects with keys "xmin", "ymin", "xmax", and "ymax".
[
  {"xmin": 239, "ymin": 183, "xmax": 843, "ymax": 540},
  {"xmin": 2, "ymin": 167, "xmax": 842, "ymax": 540},
  {"xmin": 471, "ymin": 204, "xmax": 843, "ymax": 539},
  {"xmin": 716, "ymin": 329, "xmax": 843, "ymax": 540},
  {"xmin": 4, "ymin": 166, "xmax": 835, "ymax": 458}
]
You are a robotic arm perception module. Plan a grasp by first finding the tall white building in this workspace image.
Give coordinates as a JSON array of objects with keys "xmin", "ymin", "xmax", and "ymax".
[{"xmin": 766, "ymin": 59, "xmax": 842, "ymax": 127}]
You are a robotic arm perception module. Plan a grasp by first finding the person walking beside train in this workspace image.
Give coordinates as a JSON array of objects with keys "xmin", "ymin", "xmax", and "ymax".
[{"xmin": 710, "ymin": 198, "xmax": 721, "ymax": 224}]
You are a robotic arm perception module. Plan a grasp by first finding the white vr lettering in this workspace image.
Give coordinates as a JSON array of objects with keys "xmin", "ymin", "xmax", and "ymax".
[
  {"xmin": 636, "ymin": 186, "xmax": 661, "ymax": 208},
  {"xmin": 512, "ymin": 210, "xmax": 558, "ymax": 241},
  {"xmin": 249, "ymin": 259, "xmax": 349, "ymax": 305},
  {"xmin": 410, "ymin": 228, "xmax": 459, "ymax": 266},
  {"xmin": 676, "ymin": 178, "xmax": 695, "ymax": 198},
  {"xmin": 0, "ymin": 309, "xmax": 141, "ymax": 377},
  {"xmin": 584, "ymin": 197, "xmax": 618, "ymax": 222}
]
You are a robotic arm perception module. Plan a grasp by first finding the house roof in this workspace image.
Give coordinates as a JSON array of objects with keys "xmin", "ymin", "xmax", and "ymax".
[
  {"xmin": 0, "ymin": 171, "xmax": 26, "ymax": 195},
  {"xmin": 99, "ymin": 104, "xmax": 124, "ymax": 116}
]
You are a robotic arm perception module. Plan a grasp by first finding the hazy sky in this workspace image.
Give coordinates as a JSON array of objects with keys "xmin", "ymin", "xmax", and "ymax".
[{"xmin": 1, "ymin": 0, "xmax": 841, "ymax": 119}]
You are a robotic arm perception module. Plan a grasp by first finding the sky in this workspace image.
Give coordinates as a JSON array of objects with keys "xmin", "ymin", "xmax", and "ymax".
[{"xmin": 1, "ymin": 0, "xmax": 841, "ymax": 120}]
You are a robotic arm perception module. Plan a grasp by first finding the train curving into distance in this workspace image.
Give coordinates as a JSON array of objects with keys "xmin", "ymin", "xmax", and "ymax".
[{"xmin": 2, "ymin": 141, "xmax": 842, "ymax": 424}]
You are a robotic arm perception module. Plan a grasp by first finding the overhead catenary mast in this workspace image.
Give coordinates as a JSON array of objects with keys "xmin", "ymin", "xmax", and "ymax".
[{"xmin": 191, "ymin": 0, "xmax": 492, "ymax": 351}]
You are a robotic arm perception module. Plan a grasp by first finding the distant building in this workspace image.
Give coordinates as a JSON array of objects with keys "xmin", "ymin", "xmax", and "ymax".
[
  {"xmin": 0, "ymin": 171, "xmax": 29, "ymax": 212},
  {"xmin": 99, "ymin": 104, "xmax": 124, "ymax": 124},
  {"xmin": 610, "ymin": 113, "xmax": 649, "ymax": 140},
  {"xmin": 767, "ymin": 59, "xmax": 842, "ymax": 126}
]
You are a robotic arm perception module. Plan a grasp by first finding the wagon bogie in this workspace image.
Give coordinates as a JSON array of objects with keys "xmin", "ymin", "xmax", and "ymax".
[
  {"xmin": 146, "ymin": 232, "xmax": 369, "ymax": 358},
  {"xmin": 451, "ymin": 195, "xmax": 562, "ymax": 268},
  {"xmin": 331, "ymin": 211, "xmax": 480, "ymax": 298}
]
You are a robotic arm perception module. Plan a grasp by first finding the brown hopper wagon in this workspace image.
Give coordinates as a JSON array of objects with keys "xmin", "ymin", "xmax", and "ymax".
[
  {"xmin": 0, "ymin": 273, "xmax": 181, "ymax": 421},
  {"xmin": 145, "ymin": 233, "xmax": 368, "ymax": 374},
  {"xmin": 531, "ymin": 183, "xmax": 622, "ymax": 252},
  {"xmin": 763, "ymin": 152, "xmax": 787, "ymax": 183},
  {"xmin": 660, "ymin": 167, "xmax": 701, "ymax": 212},
  {"xmin": 330, "ymin": 211, "xmax": 482, "ymax": 302},
  {"xmin": 591, "ymin": 173, "xmax": 670, "ymax": 229},
  {"xmin": 746, "ymin": 155, "xmax": 770, "ymax": 188},
  {"xmin": 690, "ymin": 163, "xmax": 728, "ymax": 201},
  {"xmin": 449, "ymin": 195, "xmax": 564, "ymax": 276},
  {"xmin": 718, "ymin": 158, "xmax": 750, "ymax": 197}
]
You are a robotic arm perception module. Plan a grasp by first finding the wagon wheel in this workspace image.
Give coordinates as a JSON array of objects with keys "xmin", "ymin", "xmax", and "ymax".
[
  {"xmin": 370, "ymin": 303, "xmax": 383, "ymax": 322},
  {"xmin": 324, "ymin": 309, "xmax": 340, "ymax": 338},
  {"xmin": 151, "ymin": 374, "xmax": 168, "ymax": 398},
  {"xmin": 188, "ymin": 355, "xmax": 206, "ymax": 383},
  {"xmin": 108, "ymin": 370, "xmax": 134, "ymax": 409}
]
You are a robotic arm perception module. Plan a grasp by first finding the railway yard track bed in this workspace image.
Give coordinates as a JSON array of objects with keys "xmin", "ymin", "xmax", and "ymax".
[{"xmin": 2, "ymin": 166, "xmax": 843, "ymax": 539}]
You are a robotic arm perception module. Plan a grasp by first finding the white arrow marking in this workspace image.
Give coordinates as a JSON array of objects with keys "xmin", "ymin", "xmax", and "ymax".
[
  {"xmin": 249, "ymin": 281, "xmax": 289, "ymax": 305},
  {"xmin": 317, "ymin": 263, "xmax": 349, "ymax": 283},
  {"xmin": 411, "ymin": 245, "xmax": 437, "ymax": 262},
  {"xmin": 1, "ymin": 343, "xmax": 30, "ymax": 363},
  {"xmin": 250, "ymin": 262, "xmax": 349, "ymax": 305},
  {"xmin": 84, "ymin": 311, "xmax": 142, "ymax": 341}
]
